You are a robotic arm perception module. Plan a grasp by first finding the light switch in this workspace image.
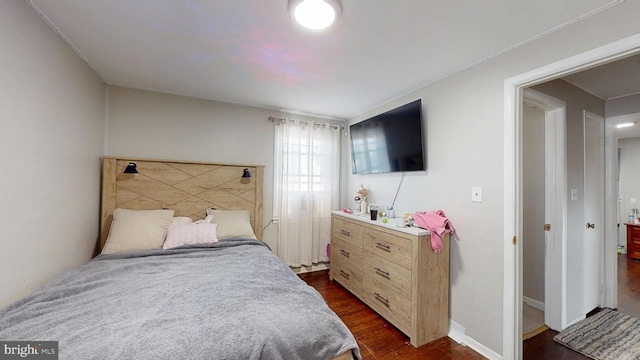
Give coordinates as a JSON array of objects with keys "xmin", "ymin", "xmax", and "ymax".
[{"xmin": 472, "ymin": 186, "xmax": 483, "ymax": 203}]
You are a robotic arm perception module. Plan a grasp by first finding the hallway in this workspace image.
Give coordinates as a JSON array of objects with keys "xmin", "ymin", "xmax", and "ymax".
[{"xmin": 524, "ymin": 255, "xmax": 640, "ymax": 358}]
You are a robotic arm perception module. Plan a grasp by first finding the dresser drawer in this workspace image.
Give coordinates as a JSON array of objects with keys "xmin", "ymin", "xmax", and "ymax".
[
  {"xmin": 363, "ymin": 253, "xmax": 411, "ymax": 299},
  {"xmin": 629, "ymin": 238, "xmax": 640, "ymax": 258},
  {"xmin": 630, "ymin": 250, "xmax": 640, "ymax": 259},
  {"xmin": 363, "ymin": 229, "xmax": 412, "ymax": 269},
  {"xmin": 332, "ymin": 218, "xmax": 363, "ymax": 247},
  {"xmin": 627, "ymin": 224, "xmax": 640, "ymax": 260},
  {"xmin": 332, "ymin": 237, "xmax": 363, "ymax": 266},
  {"xmin": 331, "ymin": 255, "xmax": 363, "ymax": 298},
  {"xmin": 363, "ymin": 276, "xmax": 411, "ymax": 334}
]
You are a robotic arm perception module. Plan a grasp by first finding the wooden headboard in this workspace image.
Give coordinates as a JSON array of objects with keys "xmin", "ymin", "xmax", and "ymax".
[{"xmin": 100, "ymin": 157, "xmax": 264, "ymax": 249}]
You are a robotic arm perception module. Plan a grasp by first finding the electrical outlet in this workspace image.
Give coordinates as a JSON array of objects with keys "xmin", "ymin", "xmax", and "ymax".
[{"xmin": 472, "ymin": 186, "xmax": 483, "ymax": 203}]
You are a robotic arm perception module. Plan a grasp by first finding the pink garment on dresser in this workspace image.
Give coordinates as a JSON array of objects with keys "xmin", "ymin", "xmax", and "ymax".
[{"xmin": 412, "ymin": 210, "xmax": 455, "ymax": 253}]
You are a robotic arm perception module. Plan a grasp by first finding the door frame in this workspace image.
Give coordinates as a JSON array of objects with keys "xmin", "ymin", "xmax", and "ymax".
[
  {"xmin": 503, "ymin": 33, "xmax": 640, "ymax": 360},
  {"xmin": 523, "ymin": 89, "xmax": 567, "ymax": 331},
  {"xmin": 603, "ymin": 113, "xmax": 619, "ymax": 311}
]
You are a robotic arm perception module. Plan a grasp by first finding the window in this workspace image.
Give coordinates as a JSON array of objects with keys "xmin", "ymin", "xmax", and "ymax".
[{"xmin": 273, "ymin": 120, "xmax": 341, "ymax": 267}]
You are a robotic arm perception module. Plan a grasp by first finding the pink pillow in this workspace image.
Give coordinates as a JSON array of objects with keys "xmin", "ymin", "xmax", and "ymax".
[{"xmin": 162, "ymin": 215, "xmax": 218, "ymax": 249}]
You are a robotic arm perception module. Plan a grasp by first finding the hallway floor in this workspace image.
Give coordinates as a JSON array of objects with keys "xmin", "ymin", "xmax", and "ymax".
[
  {"xmin": 616, "ymin": 253, "xmax": 640, "ymax": 318},
  {"xmin": 524, "ymin": 254, "xmax": 640, "ymax": 359},
  {"xmin": 522, "ymin": 302, "xmax": 545, "ymax": 339}
]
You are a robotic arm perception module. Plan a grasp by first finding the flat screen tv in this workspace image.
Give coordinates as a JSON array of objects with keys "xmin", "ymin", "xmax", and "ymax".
[{"xmin": 350, "ymin": 99, "xmax": 425, "ymax": 174}]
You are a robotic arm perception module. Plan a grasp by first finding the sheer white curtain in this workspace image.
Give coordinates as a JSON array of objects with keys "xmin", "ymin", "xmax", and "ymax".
[{"xmin": 274, "ymin": 119, "xmax": 340, "ymax": 267}]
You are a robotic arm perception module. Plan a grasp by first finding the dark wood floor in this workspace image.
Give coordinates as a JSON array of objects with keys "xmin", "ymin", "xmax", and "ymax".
[
  {"xmin": 615, "ymin": 253, "xmax": 640, "ymax": 318},
  {"xmin": 523, "ymin": 254, "xmax": 640, "ymax": 359},
  {"xmin": 301, "ymin": 255, "xmax": 640, "ymax": 360},
  {"xmin": 299, "ymin": 270, "xmax": 484, "ymax": 360}
]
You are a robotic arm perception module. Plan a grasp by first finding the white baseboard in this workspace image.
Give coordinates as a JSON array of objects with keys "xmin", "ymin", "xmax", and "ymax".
[
  {"xmin": 523, "ymin": 296, "xmax": 545, "ymax": 311},
  {"xmin": 448, "ymin": 319, "xmax": 466, "ymax": 343},
  {"xmin": 290, "ymin": 262, "xmax": 330, "ymax": 274},
  {"xmin": 449, "ymin": 319, "xmax": 502, "ymax": 360}
]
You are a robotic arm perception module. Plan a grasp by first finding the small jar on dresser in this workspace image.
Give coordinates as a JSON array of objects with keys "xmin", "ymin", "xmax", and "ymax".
[{"xmin": 329, "ymin": 211, "xmax": 450, "ymax": 348}]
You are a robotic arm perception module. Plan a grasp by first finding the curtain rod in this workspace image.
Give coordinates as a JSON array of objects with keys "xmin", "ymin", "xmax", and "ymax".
[{"xmin": 268, "ymin": 116, "xmax": 343, "ymax": 130}]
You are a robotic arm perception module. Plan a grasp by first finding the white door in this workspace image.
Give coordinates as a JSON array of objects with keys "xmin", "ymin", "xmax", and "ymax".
[
  {"xmin": 583, "ymin": 111, "xmax": 604, "ymax": 312},
  {"xmin": 544, "ymin": 104, "xmax": 567, "ymax": 331}
]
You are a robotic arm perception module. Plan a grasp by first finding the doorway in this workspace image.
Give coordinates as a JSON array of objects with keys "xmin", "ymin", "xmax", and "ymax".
[
  {"xmin": 583, "ymin": 111, "xmax": 605, "ymax": 312},
  {"xmin": 612, "ymin": 113, "xmax": 640, "ymax": 318},
  {"xmin": 503, "ymin": 33, "xmax": 640, "ymax": 360},
  {"xmin": 522, "ymin": 101, "xmax": 547, "ymax": 338},
  {"xmin": 520, "ymin": 80, "xmax": 606, "ymax": 339},
  {"xmin": 522, "ymin": 89, "xmax": 567, "ymax": 335}
]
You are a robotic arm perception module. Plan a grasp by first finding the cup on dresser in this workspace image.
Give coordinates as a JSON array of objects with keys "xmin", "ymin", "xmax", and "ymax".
[
  {"xmin": 386, "ymin": 205, "xmax": 394, "ymax": 219},
  {"xmin": 369, "ymin": 204, "xmax": 379, "ymax": 221}
]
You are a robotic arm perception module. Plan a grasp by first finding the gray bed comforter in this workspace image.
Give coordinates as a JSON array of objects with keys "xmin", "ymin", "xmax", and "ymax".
[{"xmin": 0, "ymin": 239, "xmax": 361, "ymax": 360}]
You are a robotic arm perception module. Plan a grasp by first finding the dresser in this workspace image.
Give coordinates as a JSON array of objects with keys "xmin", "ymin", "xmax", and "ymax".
[
  {"xmin": 626, "ymin": 223, "xmax": 640, "ymax": 260},
  {"xmin": 329, "ymin": 211, "xmax": 449, "ymax": 347}
]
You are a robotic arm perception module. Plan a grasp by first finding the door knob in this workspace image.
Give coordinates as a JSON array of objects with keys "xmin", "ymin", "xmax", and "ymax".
[{"xmin": 587, "ymin": 223, "xmax": 595, "ymax": 229}]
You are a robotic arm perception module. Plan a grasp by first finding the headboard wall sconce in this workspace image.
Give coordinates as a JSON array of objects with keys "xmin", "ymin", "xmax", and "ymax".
[
  {"xmin": 240, "ymin": 168, "xmax": 252, "ymax": 185},
  {"xmin": 123, "ymin": 162, "xmax": 138, "ymax": 174},
  {"xmin": 100, "ymin": 157, "xmax": 264, "ymax": 250}
]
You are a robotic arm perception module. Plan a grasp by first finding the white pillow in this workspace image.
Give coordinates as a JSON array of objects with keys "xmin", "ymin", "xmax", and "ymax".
[
  {"xmin": 102, "ymin": 209, "xmax": 175, "ymax": 254},
  {"xmin": 205, "ymin": 209, "xmax": 257, "ymax": 239},
  {"xmin": 163, "ymin": 215, "xmax": 218, "ymax": 249},
  {"xmin": 170, "ymin": 216, "xmax": 194, "ymax": 228}
]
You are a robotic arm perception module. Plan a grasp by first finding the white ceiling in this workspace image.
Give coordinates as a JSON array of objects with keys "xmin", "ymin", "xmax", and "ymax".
[
  {"xmin": 560, "ymin": 54, "xmax": 640, "ymax": 139},
  {"xmin": 563, "ymin": 54, "xmax": 640, "ymax": 100},
  {"xmin": 29, "ymin": 0, "xmax": 618, "ymax": 119}
]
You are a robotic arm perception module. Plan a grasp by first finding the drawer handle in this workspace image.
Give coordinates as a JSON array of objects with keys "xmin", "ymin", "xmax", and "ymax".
[
  {"xmin": 374, "ymin": 267, "xmax": 390, "ymax": 278},
  {"xmin": 340, "ymin": 249, "xmax": 350, "ymax": 258},
  {"xmin": 340, "ymin": 229, "xmax": 351, "ymax": 237},
  {"xmin": 374, "ymin": 292, "xmax": 390, "ymax": 306},
  {"xmin": 339, "ymin": 269, "xmax": 350, "ymax": 279},
  {"xmin": 375, "ymin": 242, "xmax": 391, "ymax": 252}
]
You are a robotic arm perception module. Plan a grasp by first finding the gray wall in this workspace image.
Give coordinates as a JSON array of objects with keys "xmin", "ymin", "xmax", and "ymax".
[
  {"xmin": 105, "ymin": 86, "xmax": 345, "ymax": 253},
  {"xmin": 0, "ymin": 1, "xmax": 106, "ymax": 307},
  {"xmin": 606, "ymin": 93, "xmax": 640, "ymax": 118}
]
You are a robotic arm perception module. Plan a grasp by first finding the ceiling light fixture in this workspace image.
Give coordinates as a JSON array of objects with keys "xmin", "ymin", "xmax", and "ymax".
[
  {"xmin": 617, "ymin": 122, "xmax": 636, "ymax": 128},
  {"xmin": 289, "ymin": 0, "xmax": 342, "ymax": 31}
]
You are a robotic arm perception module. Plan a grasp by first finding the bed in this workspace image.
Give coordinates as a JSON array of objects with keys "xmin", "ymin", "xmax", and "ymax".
[{"xmin": 0, "ymin": 157, "xmax": 361, "ymax": 360}]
